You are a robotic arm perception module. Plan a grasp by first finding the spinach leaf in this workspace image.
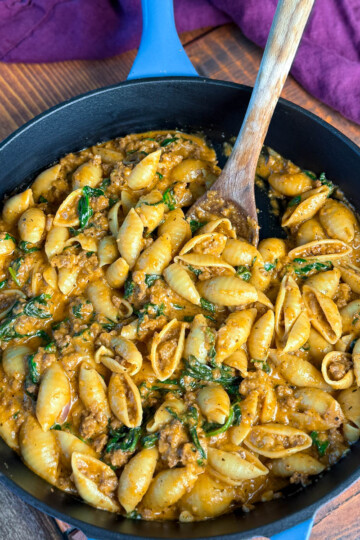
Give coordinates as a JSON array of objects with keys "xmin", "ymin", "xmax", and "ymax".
[
  {"xmin": 0, "ymin": 280, "xmax": 7, "ymax": 289},
  {"xmin": 8, "ymin": 267, "xmax": 20, "ymax": 286},
  {"xmin": 160, "ymin": 137, "xmax": 178, "ymax": 147},
  {"xmin": 319, "ymin": 172, "xmax": 334, "ymax": 192},
  {"xmin": 72, "ymin": 304, "xmax": 83, "ymax": 319},
  {"xmin": 19, "ymin": 241, "xmax": 40, "ymax": 254},
  {"xmin": 141, "ymin": 433, "xmax": 159, "ymax": 449},
  {"xmin": 38, "ymin": 195, "xmax": 48, "ymax": 203},
  {"xmin": 83, "ymin": 185, "xmax": 105, "ymax": 198},
  {"xmin": 156, "ymin": 172, "xmax": 163, "ymax": 179},
  {"xmin": 200, "ymin": 298, "xmax": 215, "ymax": 313},
  {"xmin": 162, "ymin": 186, "xmax": 176, "ymax": 210},
  {"xmin": 288, "ymin": 195, "xmax": 301, "ymax": 207},
  {"xmin": 251, "ymin": 358, "xmax": 271, "ymax": 373},
  {"xmin": 183, "ymin": 315, "xmax": 194, "ymax": 323},
  {"xmin": 24, "ymin": 294, "xmax": 51, "ymax": 319},
  {"xmin": 293, "ymin": 259, "xmax": 332, "ymax": 277},
  {"xmin": 236, "ymin": 265, "xmax": 251, "ymax": 281},
  {"xmin": 203, "ymin": 402, "xmax": 241, "ymax": 437},
  {"xmin": 105, "ymin": 426, "xmax": 141, "ymax": 453},
  {"xmin": 77, "ymin": 186, "xmax": 98, "ymax": 230},
  {"xmin": 173, "ymin": 304, "xmax": 184, "ymax": 310},
  {"xmin": 3, "ymin": 233, "xmax": 16, "ymax": 242},
  {"xmin": 264, "ymin": 261, "xmax": 276, "ymax": 272},
  {"xmin": 124, "ymin": 276, "xmax": 135, "ymax": 299},
  {"xmin": 187, "ymin": 406, "xmax": 206, "ymax": 459},
  {"xmin": 27, "ymin": 354, "xmax": 39, "ymax": 384},
  {"xmin": 303, "ymin": 170, "xmax": 316, "ymax": 180},
  {"xmin": 310, "ymin": 431, "xmax": 329, "ymax": 457},
  {"xmin": 189, "ymin": 219, "xmax": 206, "ymax": 234},
  {"xmin": 145, "ymin": 274, "xmax": 162, "ymax": 288},
  {"xmin": 188, "ymin": 265, "xmax": 202, "ymax": 278}
]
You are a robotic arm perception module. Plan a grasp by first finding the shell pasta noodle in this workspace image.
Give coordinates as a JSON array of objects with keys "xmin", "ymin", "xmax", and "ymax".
[{"xmin": 0, "ymin": 131, "xmax": 359, "ymax": 522}]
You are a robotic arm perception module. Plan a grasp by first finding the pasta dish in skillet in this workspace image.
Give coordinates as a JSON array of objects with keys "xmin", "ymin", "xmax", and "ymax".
[{"xmin": 0, "ymin": 131, "xmax": 358, "ymax": 521}]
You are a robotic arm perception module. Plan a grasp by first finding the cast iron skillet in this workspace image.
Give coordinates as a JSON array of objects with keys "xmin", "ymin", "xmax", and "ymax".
[{"xmin": 1, "ymin": 2, "xmax": 360, "ymax": 539}]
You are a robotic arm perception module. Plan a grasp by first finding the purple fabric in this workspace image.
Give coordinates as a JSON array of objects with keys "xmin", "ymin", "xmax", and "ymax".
[{"xmin": 1, "ymin": 0, "xmax": 360, "ymax": 125}]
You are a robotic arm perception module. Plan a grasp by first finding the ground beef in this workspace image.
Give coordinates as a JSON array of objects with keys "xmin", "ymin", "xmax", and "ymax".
[
  {"xmin": 158, "ymin": 420, "xmax": 189, "ymax": 468},
  {"xmin": 106, "ymin": 448, "xmax": 132, "ymax": 469},
  {"xmin": 93, "ymin": 433, "xmax": 108, "ymax": 453},
  {"xmin": 79, "ymin": 408, "xmax": 108, "ymax": 440}
]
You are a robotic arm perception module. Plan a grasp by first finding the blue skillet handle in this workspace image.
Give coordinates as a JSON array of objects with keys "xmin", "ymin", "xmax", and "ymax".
[
  {"xmin": 127, "ymin": 0, "xmax": 198, "ymax": 79},
  {"xmin": 270, "ymin": 518, "xmax": 314, "ymax": 540}
]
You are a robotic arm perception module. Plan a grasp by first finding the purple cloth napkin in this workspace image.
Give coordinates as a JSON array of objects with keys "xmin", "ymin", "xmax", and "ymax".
[{"xmin": 1, "ymin": 0, "xmax": 359, "ymax": 125}]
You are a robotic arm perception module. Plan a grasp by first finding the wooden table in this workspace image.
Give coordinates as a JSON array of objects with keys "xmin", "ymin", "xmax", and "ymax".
[{"xmin": 0, "ymin": 23, "xmax": 359, "ymax": 540}]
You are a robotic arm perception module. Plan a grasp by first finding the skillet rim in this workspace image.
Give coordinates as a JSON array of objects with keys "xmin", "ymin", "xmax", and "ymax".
[{"xmin": 0, "ymin": 75, "xmax": 360, "ymax": 539}]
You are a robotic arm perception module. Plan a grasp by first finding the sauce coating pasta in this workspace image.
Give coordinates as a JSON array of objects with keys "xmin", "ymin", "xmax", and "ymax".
[{"xmin": 0, "ymin": 132, "xmax": 358, "ymax": 521}]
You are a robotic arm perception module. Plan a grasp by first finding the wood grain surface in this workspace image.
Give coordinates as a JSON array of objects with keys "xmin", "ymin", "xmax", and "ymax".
[{"xmin": 0, "ymin": 22, "xmax": 360, "ymax": 540}]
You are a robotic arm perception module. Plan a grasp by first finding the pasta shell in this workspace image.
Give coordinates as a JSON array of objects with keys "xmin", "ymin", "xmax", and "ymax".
[
  {"xmin": 198, "ymin": 218, "xmax": 236, "ymax": 239},
  {"xmin": 164, "ymin": 263, "xmax": 201, "ymax": 306},
  {"xmin": 271, "ymin": 453, "xmax": 325, "ymax": 477},
  {"xmin": 269, "ymin": 350, "xmax": 330, "ymax": 390},
  {"xmin": 72, "ymin": 158, "xmax": 102, "ymax": 190},
  {"xmin": 71, "ymin": 453, "xmax": 119, "ymax": 512},
  {"xmin": 108, "ymin": 200, "xmax": 125, "ymax": 237},
  {"xmin": 136, "ymin": 190, "xmax": 165, "ymax": 233},
  {"xmin": 2, "ymin": 345, "xmax": 32, "ymax": 379},
  {"xmin": 340, "ymin": 299, "xmax": 360, "ymax": 334},
  {"xmin": 146, "ymin": 398, "xmax": 186, "ymax": 433},
  {"xmin": 58, "ymin": 267, "xmax": 80, "ymax": 295},
  {"xmin": 118, "ymin": 447, "xmax": 158, "ymax": 513},
  {"xmin": 36, "ymin": 363, "xmax": 71, "ymax": 431},
  {"xmin": 230, "ymin": 392, "xmax": 259, "ymax": 445},
  {"xmin": 108, "ymin": 372, "xmax": 142, "ymax": 427},
  {"xmin": 338, "ymin": 387, "xmax": 360, "ymax": 428},
  {"xmin": 0, "ymin": 234, "xmax": 16, "ymax": 255},
  {"xmin": 117, "ymin": 208, "xmax": 144, "ymax": 269},
  {"xmin": 207, "ymin": 447, "xmax": 268, "ymax": 485},
  {"xmin": 319, "ymin": 199, "xmax": 357, "ymax": 243},
  {"xmin": 121, "ymin": 188, "xmax": 137, "ymax": 216},
  {"xmin": 216, "ymin": 309, "xmax": 257, "ymax": 363},
  {"xmin": 184, "ymin": 314, "xmax": 211, "ymax": 362},
  {"xmin": 244, "ymin": 424, "xmax": 312, "ymax": 458},
  {"xmin": 282, "ymin": 185, "xmax": 330, "ymax": 227},
  {"xmin": 222, "ymin": 239, "xmax": 259, "ymax": 267},
  {"xmin": 87, "ymin": 279, "xmax": 118, "ymax": 322},
  {"xmin": 18, "ymin": 207, "xmax": 46, "ymax": 244},
  {"xmin": 56, "ymin": 431, "xmax": 97, "ymax": 468},
  {"xmin": 307, "ymin": 328, "xmax": 333, "ymax": 366},
  {"xmin": 32, "ymin": 164, "xmax": 61, "ymax": 201},
  {"xmin": 282, "ymin": 311, "xmax": 311, "ymax": 354},
  {"xmin": 65, "ymin": 233, "xmax": 98, "ymax": 253},
  {"xmin": 158, "ymin": 208, "xmax": 191, "ymax": 256},
  {"xmin": 338, "ymin": 263, "xmax": 360, "ymax": 295},
  {"xmin": 288, "ymin": 239, "xmax": 351, "ymax": 261},
  {"xmin": 303, "ymin": 285, "xmax": 342, "ymax": 344},
  {"xmin": 179, "ymin": 233, "xmax": 227, "ymax": 257},
  {"xmin": 321, "ymin": 351, "xmax": 354, "ymax": 389},
  {"xmin": 343, "ymin": 423, "xmax": 360, "ymax": 443},
  {"xmin": 248, "ymin": 310, "xmax": 274, "ymax": 361},
  {"xmin": 79, "ymin": 364, "xmax": 111, "ymax": 419},
  {"xmin": 150, "ymin": 319, "xmax": 187, "ymax": 381},
  {"xmin": 110, "ymin": 336, "xmax": 143, "ymax": 375},
  {"xmin": 2, "ymin": 188, "xmax": 34, "ymax": 225},
  {"xmin": 170, "ymin": 158, "xmax": 209, "ymax": 183},
  {"xmin": 0, "ymin": 290, "xmax": 26, "ymax": 320},
  {"xmin": 258, "ymin": 237, "xmax": 287, "ymax": 264},
  {"xmin": 134, "ymin": 233, "xmax": 172, "ymax": 274},
  {"xmin": 249, "ymin": 258, "xmax": 271, "ymax": 292},
  {"xmin": 175, "ymin": 253, "xmax": 235, "ymax": 273},
  {"xmin": 53, "ymin": 189, "xmax": 82, "ymax": 227},
  {"xmin": 43, "ymin": 266, "xmax": 58, "ymax": 292},
  {"xmin": 141, "ymin": 466, "xmax": 198, "ymax": 511},
  {"xmin": 98, "ymin": 235, "xmax": 119, "ymax": 267},
  {"xmin": 127, "ymin": 149, "xmax": 161, "ymax": 190},
  {"xmin": 197, "ymin": 385, "xmax": 230, "ymax": 424},
  {"xmin": 180, "ymin": 473, "xmax": 234, "ymax": 519},
  {"xmin": 294, "ymin": 388, "xmax": 345, "ymax": 429},
  {"xmin": 296, "ymin": 218, "xmax": 326, "ymax": 246},
  {"xmin": 353, "ymin": 339, "xmax": 360, "ymax": 387},
  {"xmin": 45, "ymin": 226, "xmax": 70, "ymax": 260},
  {"xmin": 19, "ymin": 416, "xmax": 59, "ymax": 485},
  {"xmin": 92, "ymin": 147, "xmax": 124, "ymax": 163},
  {"xmin": 105, "ymin": 257, "xmax": 129, "ymax": 289},
  {"xmin": 275, "ymin": 275, "xmax": 302, "ymax": 341},
  {"xmin": 305, "ymin": 268, "xmax": 341, "ymax": 298},
  {"xmin": 268, "ymin": 171, "xmax": 312, "ymax": 196},
  {"xmin": 223, "ymin": 350, "xmax": 248, "ymax": 377},
  {"xmin": 197, "ymin": 276, "xmax": 258, "ymax": 307}
]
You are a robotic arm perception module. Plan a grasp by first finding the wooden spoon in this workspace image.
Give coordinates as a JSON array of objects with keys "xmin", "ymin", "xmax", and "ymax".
[{"xmin": 187, "ymin": 0, "xmax": 315, "ymax": 245}]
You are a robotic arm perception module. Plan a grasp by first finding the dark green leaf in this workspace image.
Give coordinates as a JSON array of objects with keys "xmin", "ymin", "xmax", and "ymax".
[
  {"xmin": 188, "ymin": 265, "xmax": 202, "ymax": 278},
  {"xmin": 100, "ymin": 178, "xmax": 111, "ymax": 190},
  {"xmin": 288, "ymin": 195, "xmax": 301, "ymax": 207},
  {"xmin": 200, "ymin": 298, "xmax": 215, "ymax": 313},
  {"xmin": 72, "ymin": 304, "xmax": 83, "ymax": 319},
  {"xmin": 160, "ymin": 137, "xmax": 178, "ymax": 147},
  {"xmin": 3, "ymin": 233, "xmax": 16, "ymax": 242},
  {"xmin": 105, "ymin": 426, "xmax": 141, "ymax": 453},
  {"xmin": 127, "ymin": 510, "xmax": 142, "ymax": 520},
  {"xmin": 24, "ymin": 294, "xmax": 51, "ymax": 319},
  {"xmin": 38, "ymin": 195, "xmax": 48, "ymax": 203},
  {"xmin": 141, "ymin": 433, "xmax": 159, "ymax": 449},
  {"xmin": 236, "ymin": 265, "xmax": 251, "ymax": 281},
  {"xmin": 27, "ymin": 354, "xmax": 39, "ymax": 384},
  {"xmin": 251, "ymin": 359, "xmax": 271, "ymax": 374},
  {"xmin": 303, "ymin": 170, "xmax": 316, "ymax": 180},
  {"xmin": 162, "ymin": 186, "xmax": 176, "ymax": 210},
  {"xmin": 183, "ymin": 315, "xmax": 194, "ymax": 322},
  {"xmin": 310, "ymin": 431, "xmax": 329, "ymax": 457},
  {"xmin": 293, "ymin": 260, "xmax": 332, "ymax": 277},
  {"xmin": 83, "ymin": 185, "xmax": 105, "ymax": 198},
  {"xmin": 19, "ymin": 241, "xmax": 40, "ymax": 254},
  {"xmin": 0, "ymin": 280, "xmax": 7, "ymax": 289},
  {"xmin": 78, "ymin": 188, "xmax": 93, "ymax": 230},
  {"xmin": 124, "ymin": 276, "xmax": 135, "ymax": 299},
  {"xmin": 173, "ymin": 304, "xmax": 184, "ymax": 310},
  {"xmin": 145, "ymin": 274, "xmax": 162, "ymax": 288},
  {"xmin": 8, "ymin": 267, "xmax": 20, "ymax": 286},
  {"xmin": 264, "ymin": 261, "xmax": 276, "ymax": 272},
  {"xmin": 189, "ymin": 219, "xmax": 206, "ymax": 234},
  {"xmin": 156, "ymin": 172, "xmax": 163, "ymax": 179},
  {"xmin": 319, "ymin": 172, "xmax": 334, "ymax": 192}
]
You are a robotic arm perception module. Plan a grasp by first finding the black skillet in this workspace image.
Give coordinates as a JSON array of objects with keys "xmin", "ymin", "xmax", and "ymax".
[{"xmin": 1, "ymin": 1, "xmax": 360, "ymax": 539}]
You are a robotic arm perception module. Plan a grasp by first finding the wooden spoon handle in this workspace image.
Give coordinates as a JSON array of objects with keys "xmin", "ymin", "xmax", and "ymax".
[{"xmin": 220, "ymin": 0, "xmax": 315, "ymax": 195}]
